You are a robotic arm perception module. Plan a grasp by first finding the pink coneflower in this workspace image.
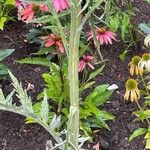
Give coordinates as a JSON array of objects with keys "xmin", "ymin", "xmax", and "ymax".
[
  {"xmin": 41, "ymin": 34, "xmax": 65, "ymax": 54},
  {"xmin": 15, "ymin": 0, "xmax": 23, "ymax": 7},
  {"xmin": 52, "ymin": 0, "xmax": 69, "ymax": 12},
  {"xmin": 17, "ymin": 3, "xmax": 48, "ymax": 23},
  {"xmin": 87, "ymin": 27, "xmax": 117, "ymax": 45},
  {"xmin": 78, "ymin": 55, "xmax": 95, "ymax": 72}
]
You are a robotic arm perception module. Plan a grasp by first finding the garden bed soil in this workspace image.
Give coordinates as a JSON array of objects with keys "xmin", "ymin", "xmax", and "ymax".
[{"xmin": 0, "ymin": 0, "xmax": 150, "ymax": 150}]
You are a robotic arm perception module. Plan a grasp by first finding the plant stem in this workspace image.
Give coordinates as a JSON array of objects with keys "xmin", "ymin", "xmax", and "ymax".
[
  {"xmin": 140, "ymin": 74, "xmax": 150, "ymax": 94},
  {"xmin": 66, "ymin": 0, "xmax": 81, "ymax": 149}
]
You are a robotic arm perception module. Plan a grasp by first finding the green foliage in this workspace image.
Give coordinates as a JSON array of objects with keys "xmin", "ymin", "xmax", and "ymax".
[
  {"xmin": 0, "ymin": 0, "xmax": 15, "ymax": 30},
  {"xmin": 0, "ymin": 49, "xmax": 14, "ymax": 78},
  {"xmin": 129, "ymin": 128, "xmax": 147, "ymax": 142},
  {"xmin": 0, "ymin": 71, "xmax": 62, "ymax": 144},
  {"xmin": 16, "ymin": 57, "xmax": 52, "ymax": 67},
  {"xmin": 108, "ymin": 11, "xmax": 132, "ymax": 41}
]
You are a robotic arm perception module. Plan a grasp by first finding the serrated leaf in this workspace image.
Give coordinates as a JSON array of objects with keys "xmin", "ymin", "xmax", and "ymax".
[
  {"xmin": 129, "ymin": 128, "xmax": 147, "ymax": 142},
  {"xmin": 30, "ymin": 15, "xmax": 55, "ymax": 24},
  {"xmin": 40, "ymin": 91, "xmax": 49, "ymax": 123}
]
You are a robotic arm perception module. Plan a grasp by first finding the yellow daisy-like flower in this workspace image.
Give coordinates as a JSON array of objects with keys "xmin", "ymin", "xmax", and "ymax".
[
  {"xmin": 124, "ymin": 79, "xmax": 140, "ymax": 102},
  {"xmin": 139, "ymin": 53, "xmax": 150, "ymax": 72},
  {"xmin": 128, "ymin": 56, "xmax": 143, "ymax": 76}
]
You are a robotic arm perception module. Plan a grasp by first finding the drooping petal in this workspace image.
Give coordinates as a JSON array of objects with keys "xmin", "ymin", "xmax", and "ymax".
[
  {"xmin": 78, "ymin": 61, "xmax": 86, "ymax": 72},
  {"xmin": 88, "ymin": 63, "xmax": 95, "ymax": 70},
  {"xmin": 56, "ymin": 41, "xmax": 65, "ymax": 53}
]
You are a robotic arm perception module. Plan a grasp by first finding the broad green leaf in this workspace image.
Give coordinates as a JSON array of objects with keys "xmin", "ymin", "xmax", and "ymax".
[
  {"xmin": 0, "ymin": 17, "xmax": 7, "ymax": 30},
  {"xmin": 80, "ymin": 81, "xmax": 95, "ymax": 93},
  {"xmin": 16, "ymin": 57, "xmax": 51, "ymax": 67},
  {"xmin": 93, "ymin": 90, "xmax": 113, "ymax": 106},
  {"xmin": 0, "ymin": 49, "xmax": 14, "ymax": 61},
  {"xmin": 109, "ymin": 14, "xmax": 120, "ymax": 32},
  {"xmin": 129, "ymin": 128, "xmax": 147, "ymax": 142},
  {"xmin": 97, "ymin": 111, "xmax": 115, "ymax": 120},
  {"xmin": 134, "ymin": 110, "xmax": 150, "ymax": 120},
  {"xmin": 0, "ymin": 63, "xmax": 8, "ymax": 76}
]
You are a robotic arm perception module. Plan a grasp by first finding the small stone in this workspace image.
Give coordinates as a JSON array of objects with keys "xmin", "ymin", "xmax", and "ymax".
[
  {"xmin": 120, "ymin": 138, "xmax": 129, "ymax": 148},
  {"xmin": 111, "ymin": 101, "xmax": 120, "ymax": 109}
]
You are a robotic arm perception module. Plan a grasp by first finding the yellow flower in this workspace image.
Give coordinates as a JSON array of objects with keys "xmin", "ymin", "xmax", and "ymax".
[
  {"xmin": 128, "ymin": 56, "xmax": 143, "ymax": 76},
  {"xmin": 139, "ymin": 53, "xmax": 150, "ymax": 72},
  {"xmin": 124, "ymin": 79, "xmax": 140, "ymax": 102}
]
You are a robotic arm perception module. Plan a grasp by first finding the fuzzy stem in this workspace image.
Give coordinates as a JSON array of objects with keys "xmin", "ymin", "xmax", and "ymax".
[{"xmin": 66, "ymin": 0, "xmax": 81, "ymax": 149}]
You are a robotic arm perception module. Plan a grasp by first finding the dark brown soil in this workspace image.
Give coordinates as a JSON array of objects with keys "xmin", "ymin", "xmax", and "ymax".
[{"xmin": 0, "ymin": 0, "xmax": 150, "ymax": 150}]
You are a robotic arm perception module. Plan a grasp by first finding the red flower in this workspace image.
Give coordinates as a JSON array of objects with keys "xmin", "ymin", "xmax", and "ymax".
[
  {"xmin": 41, "ymin": 34, "xmax": 65, "ymax": 54},
  {"xmin": 87, "ymin": 28, "xmax": 117, "ymax": 45},
  {"xmin": 17, "ymin": 2, "xmax": 48, "ymax": 23},
  {"xmin": 78, "ymin": 55, "xmax": 95, "ymax": 72}
]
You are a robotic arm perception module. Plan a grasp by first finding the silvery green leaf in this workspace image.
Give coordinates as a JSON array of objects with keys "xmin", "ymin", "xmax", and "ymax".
[
  {"xmin": 139, "ymin": 23, "xmax": 150, "ymax": 34},
  {"xmin": 78, "ymin": 136, "xmax": 90, "ymax": 149},
  {"xmin": 40, "ymin": 91, "xmax": 49, "ymax": 123},
  {"xmin": 8, "ymin": 71, "xmax": 34, "ymax": 114},
  {"xmin": 5, "ymin": 90, "xmax": 15, "ymax": 105},
  {"xmin": 50, "ymin": 115, "xmax": 61, "ymax": 129},
  {"xmin": 0, "ymin": 89, "xmax": 6, "ymax": 104}
]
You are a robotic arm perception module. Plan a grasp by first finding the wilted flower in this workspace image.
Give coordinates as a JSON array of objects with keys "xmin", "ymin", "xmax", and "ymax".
[
  {"xmin": 139, "ymin": 53, "xmax": 150, "ymax": 72},
  {"xmin": 87, "ymin": 27, "xmax": 117, "ymax": 45},
  {"xmin": 41, "ymin": 34, "xmax": 64, "ymax": 53},
  {"xmin": 78, "ymin": 55, "xmax": 95, "ymax": 72},
  {"xmin": 124, "ymin": 79, "xmax": 140, "ymax": 102},
  {"xmin": 17, "ymin": 2, "xmax": 48, "ymax": 23},
  {"xmin": 128, "ymin": 56, "xmax": 143, "ymax": 76},
  {"xmin": 52, "ymin": 0, "xmax": 69, "ymax": 12},
  {"xmin": 144, "ymin": 34, "xmax": 150, "ymax": 48}
]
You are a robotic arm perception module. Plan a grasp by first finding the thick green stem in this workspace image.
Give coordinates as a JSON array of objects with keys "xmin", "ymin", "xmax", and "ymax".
[{"xmin": 66, "ymin": 0, "xmax": 81, "ymax": 149}]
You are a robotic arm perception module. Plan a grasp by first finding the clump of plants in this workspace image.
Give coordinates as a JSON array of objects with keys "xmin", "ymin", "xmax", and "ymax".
[
  {"xmin": 0, "ymin": 0, "xmax": 120, "ymax": 149},
  {"xmin": 0, "ymin": 0, "xmax": 15, "ymax": 30},
  {"xmin": 124, "ymin": 39, "xmax": 150, "ymax": 148}
]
